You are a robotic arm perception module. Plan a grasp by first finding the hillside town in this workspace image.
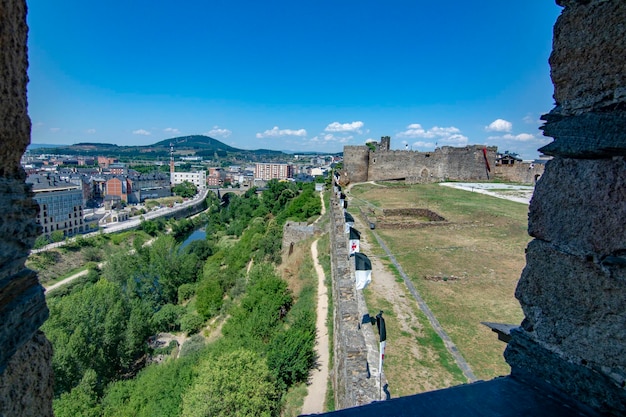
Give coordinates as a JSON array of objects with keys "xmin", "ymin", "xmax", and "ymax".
[{"xmin": 22, "ymin": 146, "xmax": 341, "ymax": 241}]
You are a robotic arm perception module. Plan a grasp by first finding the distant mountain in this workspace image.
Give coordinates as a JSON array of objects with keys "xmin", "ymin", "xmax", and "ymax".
[
  {"xmin": 27, "ymin": 135, "xmax": 288, "ymax": 161},
  {"xmin": 27, "ymin": 143, "xmax": 67, "ymax": 150},
  {"xmin": 152, "ymin": 135, "xmax": 240, "ymax": 153}
]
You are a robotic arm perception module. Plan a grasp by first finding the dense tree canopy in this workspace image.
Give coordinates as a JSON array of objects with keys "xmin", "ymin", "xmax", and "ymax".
[
  {"xmin": 172, "ymin": 181, "xmax": 198, "ymax": 198},
  {"xmin": 46, "ymin": 179, "xmax": 324, "ymax": 416},
  {"xmin": 181, "ymin": 349, "xmax": 279, "ymax": 417}
]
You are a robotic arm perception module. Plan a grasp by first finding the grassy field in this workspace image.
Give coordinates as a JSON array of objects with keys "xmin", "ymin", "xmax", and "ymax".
[{"xmin": 350, "ymin": 182, "xmax": 528, "ymax": 382}]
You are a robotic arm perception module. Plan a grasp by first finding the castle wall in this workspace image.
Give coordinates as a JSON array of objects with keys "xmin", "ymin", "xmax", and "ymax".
[
  {"xmin": 494, "ymin": 162, "xmax": 545, "ymax": 185},
  {"xmin": 329, "ymin": 197, "xmax": 386, "ymax": 408},
  {"xmin": 362, "ymin": 145, "xmax": 496, "ymax": 183},
  {"xmin": 0, "ymin": 1, "xmax": 54, "ymax": 415},
  {"xmin": 343, "ymin": 146, "xmax": 370, "ymax": 183},
  {"xmin": 282, "ymin": 221, "xmax": 316, "ymax": 252}
]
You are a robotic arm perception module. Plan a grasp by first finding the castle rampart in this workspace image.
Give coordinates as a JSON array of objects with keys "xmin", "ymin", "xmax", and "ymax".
[{"xmin": 343, "ymin": 141, "xmax": 497, "ymax": 185}]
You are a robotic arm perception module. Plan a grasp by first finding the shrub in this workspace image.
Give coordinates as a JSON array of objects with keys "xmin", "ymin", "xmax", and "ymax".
[
  {"xmin": 180, "ymin": 313, "xmax": 205, "ymax": 335},
  {"xmin": 179, "ymin": 335, "xmax": 206, "ymax": 358},
  {"xmin": 177, "ymin": 283, "xmax": 197, "ymax": 304},
  {"xmin": 181, "ymin": 349, "xmax": 279, "ymax": 417},
  {"xmin": 196, "ymin": 278, "xmax": 223, "ymax": 319},
  {"xmin": 51, "ymin": 230, "xmax": 65, "ymax": 243},
  {"xmin": 33, "ymin": 235, "xmax": 50, "ymax": 249}
]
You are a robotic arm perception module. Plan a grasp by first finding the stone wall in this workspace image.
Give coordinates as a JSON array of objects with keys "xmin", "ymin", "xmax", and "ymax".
[
  {"xmin": 493, "ymin": 162, "xmax": 545, "ymax": 184},
  {"xmin": 282, "ymin": 221, "xmax": 316, "ymax": 252},
  {"xmin": 504, "ymin": 1, "xmax": 626, "ymax": 415},
  {"xmin": 342, "ymin": 146, "xmax": 370, "ymax": 183},
  {"xmin": 343, "ymin": 141, "xmax": 497, "ymax": 185},
  {"xmin": 0, "ymin": 1, "xmax": 54, "ymax": 415},
  {"xmin": 329, "ymin": 196, "xmax": 387, "ymax": 409}
]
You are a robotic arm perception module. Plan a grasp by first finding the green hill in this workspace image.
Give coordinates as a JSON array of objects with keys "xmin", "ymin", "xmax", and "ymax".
[{"xmin": 29, "ymin": 135, "xmax": 287, "ymax": 161}]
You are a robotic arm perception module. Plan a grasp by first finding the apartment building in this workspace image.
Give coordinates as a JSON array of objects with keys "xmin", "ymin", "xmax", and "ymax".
[
  {"xmin": 171, "ymin": 170, "xmax": 207, "ymax": 189},
  {"xmin": 254, "ymin": 163, "xmax": 294, "ymax": 181},
  {"xmin": 26, "ymin": 174, "xmax": 84, "ymax": 237}
]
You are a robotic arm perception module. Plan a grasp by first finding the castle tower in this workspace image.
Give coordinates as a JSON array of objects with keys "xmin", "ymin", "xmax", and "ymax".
[{"xmin": 379, "ymin": 136, "xmax": 390, "ymax": 151}]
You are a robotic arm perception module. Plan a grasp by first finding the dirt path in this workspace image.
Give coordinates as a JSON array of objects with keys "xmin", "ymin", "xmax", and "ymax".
[
  {"xmin": 45, "ymin": 268, "xmax": 91, "ymax": 293},
  {"xmin": 43, "ymin": 238, "xmax": 158, "ymax": 295},
  {"xmin": 301, "ymin": 239, "xmax": 330, "ymax": 414}
]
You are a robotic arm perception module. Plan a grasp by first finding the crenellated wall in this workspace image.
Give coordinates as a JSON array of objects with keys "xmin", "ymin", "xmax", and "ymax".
[
  {"xmin": 343, "ymin": 142, "xmax": 497, "ymax": 185},
  {"xmin": 0, "ymin": 1, "xmax": 54, "ymax": 415},
  {"xmin": 329, "ymin": 195, "xmax": 387, "ymax": 409},
  {"xmin": 504, "ymin": 1, "xmax": 626, "ymax": 415}
]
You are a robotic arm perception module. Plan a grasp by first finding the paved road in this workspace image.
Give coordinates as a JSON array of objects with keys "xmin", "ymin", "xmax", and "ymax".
[{"xmin": 32, "ymin": 188, "xmax": 209, "ymax": 254}]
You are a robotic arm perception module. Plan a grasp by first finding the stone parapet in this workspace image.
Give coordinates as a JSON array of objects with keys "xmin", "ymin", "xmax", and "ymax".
[
  {"xmin": 528, "ymin": 157, "xmax": 626, "ymax": 255},
  {"xmin": 0, "ymin": 2, "xmax": 54, "ymax": 414},
  {"xmin": 550, "ymin": 0, "xmax": 626, "ymax": 116},
  {"xmin": 0, "ymin": 331, "xmax": 53, "ymax": 417},
  {"xmin": 505, "ymin": 1, "xmax": 626, "ymax": 415},
  {"xmin": 329, "ymin": 196, "xmax": 385, "ymax": 409},
  {"xmin": 515, "ymin": 239, "xmax": 626, "ymax": 371}
]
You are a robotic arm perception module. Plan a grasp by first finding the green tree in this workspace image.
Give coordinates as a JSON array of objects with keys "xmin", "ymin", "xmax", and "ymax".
[
  {"xmin": 172, "ymin": 181, "xmax": 198, "ymax": 198},
  {"xmin": 34, "ymin": 234, "xmax": 50, "ymax": 249},
  {"xmin": 152, "ymin": 304, "xmax": 185, "ymax": 332},
  {"xmin": 43, "ymin": 279, "xmax": 136, "ymax": 395},
  {"xmin": 53, "ymin": 369, "xmax": 102, "ymax": 417},
  {"xmin": 266, "ymin": 310, "xmax": 316, "ymax": 390},
  {"xmin": 51, "ymin": 230, "xmax": 65, "ymax": 243},
  {"xmin": 180, "ymin": 313, "xmax": 205, "ymax": 335},
  {"xmin": 196, "ymin": 277, "xmax": 223, "ymax": 319},
  {"xmin": 181, "ymin": 349, "xmax": 279, "ymax": 417}
]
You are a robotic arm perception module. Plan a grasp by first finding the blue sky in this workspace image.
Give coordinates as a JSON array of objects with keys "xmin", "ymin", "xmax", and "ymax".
[{"xmin": 27, "ymin": 1, "xmax": 561, "ymax": 159}]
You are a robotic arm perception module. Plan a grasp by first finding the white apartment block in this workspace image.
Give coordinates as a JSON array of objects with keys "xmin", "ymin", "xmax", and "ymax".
[{"xmin": 170, "ymin": 170, "xmax": 207, "ymax": 189}]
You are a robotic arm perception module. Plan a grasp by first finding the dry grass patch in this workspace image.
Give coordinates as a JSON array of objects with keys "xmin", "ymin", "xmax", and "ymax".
[
  {"xmin": 364, "ymin": 288, "xmax": 466, "ymax": 397},
  {"xmin": 351, "ymin": 182, "xmax": 527, "ymax": 380}
]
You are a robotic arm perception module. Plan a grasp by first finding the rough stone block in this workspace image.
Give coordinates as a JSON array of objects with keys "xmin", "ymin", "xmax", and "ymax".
[
  {"xmin": 0, "ymin": 270, "xmax": 48, "ymax": 374},
  {"xmin": 516, "ymin": 239, "xmax": 626, "ymax": 372},
  {"xmin": 0, "ymin": 331, "xmax": 53, "ymax": 417},
  {"xmin": 506, "ymin": 328, "xmax": 626, "ymax": 416},
  {"xmin": 528, "ymin": 157, "xmax": 626, "ymax": 255},
  {"xmin": 540, "ymin": 109, "xmax": 626, "ymax": 157},
  {"xmin": 550, "ymin": 0, "xmax": 626, "ymax": 115}
]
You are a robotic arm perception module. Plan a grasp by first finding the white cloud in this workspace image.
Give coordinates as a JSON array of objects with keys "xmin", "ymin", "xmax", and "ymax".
[
  {"xmin": 164, "ymin": 127, "xmax": 181, "ymax": 135},
  {"xmin": 256, "ymin": 126, "xmax": 307, "ymax": 139},
  {"xmin": 397, "ymin": 123, "xmax": 468, "ymax": 147},
  {"xmin": 49, "ymin": 127, "xmax": 61, "ymax": 133},
  {"xmin": 411, "ymin": 141, "xmax": 437, "ymax": 148},
  {"xmin": 396, "ymin": 123, "xmax": 429, "ymax": 138},
  {"xmin": 523, "ymin": 114, "xmax": 542, "ymax": 125},
  {"xmin": 309, "ymin": 133, "xmax": 353, "ymax": 144},
  {"xmin": 133, "ymin": 129, "xmax": 151, "ymax": 136},
  {"xmin": 485, "ymin": 119, "xmax": 512, "ymax": 132},
  {"xmin": 206, "ymin": 126, "xmax": 232, "ymax": 138},
  {"xmin": 324, "ymin": 121, "xmax": 364, "ymax": 134},
  {"xmin": 86, "ymin": 128, "xmax": 96, "ymax": 134},
  {"xmin": 488, "ymin": 133, "xmax": 536, "ymax": 142}
]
